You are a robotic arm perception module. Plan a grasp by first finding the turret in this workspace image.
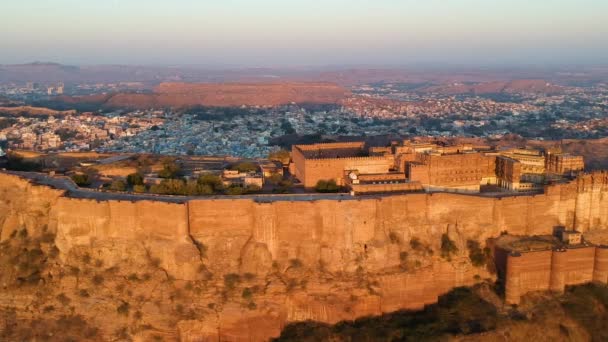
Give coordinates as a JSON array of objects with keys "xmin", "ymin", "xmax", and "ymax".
[
  {"xmin": 505, "ymin": 252, "xmax": 523, "ymax": 305},
  {"xmin": 550, "ymin": 248, "xmax": 568, "ymax": 293},
  {"xmin": 593, "ymin": 245, "xmax": 608, "ymax": 284}
]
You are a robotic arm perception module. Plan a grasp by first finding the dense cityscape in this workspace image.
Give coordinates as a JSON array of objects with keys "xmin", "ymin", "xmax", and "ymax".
[{"xmin": 1, "ymin": 81, "xmax": 607, "ymax": 158}]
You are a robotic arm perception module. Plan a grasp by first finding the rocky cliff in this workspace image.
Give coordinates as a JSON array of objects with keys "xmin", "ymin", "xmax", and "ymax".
[{"xmin": 0, "ymin": 172, "xmax": 606, "ymax": 341}]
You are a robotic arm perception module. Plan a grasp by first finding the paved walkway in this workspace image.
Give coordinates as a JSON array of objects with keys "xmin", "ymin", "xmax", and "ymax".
[{"xmin": 3, "ymin": 170, "xmax": 544, "ymax": 203}]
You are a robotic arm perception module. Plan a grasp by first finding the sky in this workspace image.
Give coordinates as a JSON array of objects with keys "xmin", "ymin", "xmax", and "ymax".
[{"xmin": 1, "ymin": 0, "xmax": 607, "ymax": 67}]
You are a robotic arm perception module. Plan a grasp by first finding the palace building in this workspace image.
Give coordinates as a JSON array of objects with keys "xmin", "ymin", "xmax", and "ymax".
[{"xmin": 291, "ymin": 140, "xmax": 584, "ymax": 194}]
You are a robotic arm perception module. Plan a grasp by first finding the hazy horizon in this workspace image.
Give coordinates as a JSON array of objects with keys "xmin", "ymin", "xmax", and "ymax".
[{"xmin": 2, "ymin": 0, "xmax": 608, "ymax": 67}]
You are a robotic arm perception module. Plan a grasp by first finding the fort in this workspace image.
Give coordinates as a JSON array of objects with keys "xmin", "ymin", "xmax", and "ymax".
[
  {"xmin": 496, "ymin": 233, "xmax": 608, "ymax": 304},
  {"xmin": 291, "ymin": 140, "xmax": 585, "ymax": 194},
  {"xmin": 0, "ymin": 169, "xmax": 606, "ymax": 340}
]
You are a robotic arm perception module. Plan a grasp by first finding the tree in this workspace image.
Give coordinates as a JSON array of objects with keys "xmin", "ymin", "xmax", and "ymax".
[
  {"xmin": 274, "ymin": 179, "xmax": 294, "ymax": 193},
  {"xmin": 109, "ymin": 179, "xmax": 127, "ymax": 192},
  {"xmin": 244, "ymin": 184, "xmax": 261, "ymax": 194},
  {"xmin": 197, "ymin": 174, "xmax": 223, "ymax": 193},
  {"xmin": 71, "ymin": 174, "xmax": 90, "ymax": 187},
  {"xmin": 315, "ymin": 179, "xmax": 340, "ymax": 193},
  {"xmin": 226, "ymin": 185, "xmax": 244, "ymax": 195},
  {"xmin": 281, "ymin": 120, "xmax": 296, "ymax": 134},
  {"xmin": 268, "ymin": 150, "xmax": 290, "ymax": 164},
  {"xmin": 230, "ymin": 162, "xmax": 258, "ymax": 173},
  {"xmin": 133, "ymin": 185, "xmax": 146, "ymax": 193},
  {"xmin": 158, "ymin": 159, "xmax": 181, "ymax": 179},
  {"xmin": 126, "ymin": 173, "xmax": 144, "ymax": 186},
  {"xmin": 267, "ymin": 173, "xmax": 283, "ymax": 185}
]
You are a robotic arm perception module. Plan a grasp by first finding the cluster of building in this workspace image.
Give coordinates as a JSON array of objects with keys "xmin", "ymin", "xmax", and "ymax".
[
  {"xmin": 0, "ymin": 81, "xmax": 146, "ymax": 100},
  {"xmin": 552, "ymin": 117, "xmax": 608, "ymax": 136},
  {"xmin": 290, "ymin": 140, "xmax": 584, "ymax": 195},
  {"xmin": 4, "ymin": 111, "xmax": 164, "ymax": 151},
  {"xmin": 1, "ymin": 79, "xmax": 607, "ymax": 158},
  {"xmin": 102, "ymin": 113, "xmax": 278, "ymax": 158},
  {"xmin": 342, "ymin": 96, "xmax": 538, "ymax": 120},
  {"xmin": 348, "ymin": 83, "xmax": 608, "ymax": 139}
]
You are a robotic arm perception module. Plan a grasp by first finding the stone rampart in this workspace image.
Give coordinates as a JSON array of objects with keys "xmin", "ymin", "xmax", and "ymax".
[
  {"xmin": 1, "ymin": 171, "xmax": 607, "ymax": 340},
  {"xmin": 504, "ymin": 246, "xmax": 601, "ymax": 304}
]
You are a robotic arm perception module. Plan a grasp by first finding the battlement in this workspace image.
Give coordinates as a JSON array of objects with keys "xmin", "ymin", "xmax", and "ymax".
[
  {"xmin": 303, "ymin": 155, "xmax": 392, "ymax": 162},
  {"xmin": 294, "ymin": 141, "xmax": 365, "ymax": 151},
  {"xmin": 501, "ymin": 243, "xmax": 608, "ymax": 304}
]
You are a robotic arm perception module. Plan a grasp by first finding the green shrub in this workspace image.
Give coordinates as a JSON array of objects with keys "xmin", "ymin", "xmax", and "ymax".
[
  {"xmin": 18, "ymin": 228, "xmax": 28, "ymax": 239},
  {"xmin": 197, "ymin": 174, "xmax": 223, "ymax": 192},
  {"xmin": 562, "ymin": 284, "xmax": 608, "ymax": 341},
  {"xmin": 133, "ymin": 184, "xmax": 147, "ymax": 193},
  {"xmin": 117, "ymin": 302, "xmax": 130, "ymax": 316},
  {"xmin": 467, "ymin": 240, "xmax": 486, "ymax": 267},
  {"xmin": 226, "ymin": 185, "xmax": 244, "ymax": 195},
  {"xmin": 242, "ymin": 287, "xmax": 253, "ymax": 300},
  {"xmin": 71, "ymin": 174, "xmax": 91, "ymax": 186},
  {"xmin": 230, "ymin": 162, "xmax": 258, "ymax": 173},
  {"xmin": 92, "ymin": 274, "xmax": 104, "ymax": 285},
  {"xmin": 126, "ymin": 173, "xmax": 144, "ymax": 186},
  {"xmin": 410, "ymin": 237, "xmax": 422, "ymax": 251},
  {"xmin": 109, "ymin": 179, "xmax": 127, "ymax": 192},
  {"xmin": 315, "ymin": 179, "xmax": 340, "ymax": 193},
  {"xmin": 274, "ymin": 286, "xmax": 498, "ymax": 340},
  {"xmin": 56, "ymin": 293, "xmax": 70, "ymax": 306},
  {"xmin": 224, "ymin": 273, "xmax": 241, "ymax": 290},
  {"xmin": 440, "ymin": 233, "xmax": 458, "ymax": 259},
  {"xmin": 158, "ymin": 160, "xmax": 181, "ymax": 179}
]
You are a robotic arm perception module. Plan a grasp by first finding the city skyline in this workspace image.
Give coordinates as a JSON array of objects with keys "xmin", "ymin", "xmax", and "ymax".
[{"xmin": 1, "ymin": 0, "xmax": 607, "ymax": 66}]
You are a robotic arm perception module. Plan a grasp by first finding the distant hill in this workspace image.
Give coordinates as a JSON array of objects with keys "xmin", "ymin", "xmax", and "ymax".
[
  {"xmin": 53, "ymin": 82, "xmax": 350, "ymax": 108},
  {"xmin": 2, "ymin": 63, "xmax": 608, "ymax": 87},
  {"xmin": 420, "ymin": 79, "xmax": 565, "ymax": 95}
]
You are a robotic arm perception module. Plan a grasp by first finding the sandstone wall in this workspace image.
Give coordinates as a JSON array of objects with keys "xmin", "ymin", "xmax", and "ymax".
[
  {"xmin": 1, "ymin": 171, "xmax": 606, "ymax": 341},
  {"xmin": 296, "ymin": 156, "xmax": 394, "ymax": 187},
  {"xmin": 0, "ymin": 173, "xmax": 64, "ymax": 241},
  {"xmin": 8, "ymin": 171, "xmax": 601, "ymax": 284},
  {"xmin": 504, "ymin": 246, "xmax": 600, "ymax": 304},
  {"xmin": 409, "ymin": 153, "xmax": 496, "ymax": 187},
  {"xmin": 52, "ymin": 197, "xmax": 203, "ymax": 280}
]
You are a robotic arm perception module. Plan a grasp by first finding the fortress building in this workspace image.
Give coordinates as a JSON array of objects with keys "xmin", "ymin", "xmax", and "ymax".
[
  {"xmin": 292, "ymin": 140, "xmax": 584, "ymax": 194},
  {"xmin": 495, "ymin": 233, "xmax": 608, "ymax": 305}
]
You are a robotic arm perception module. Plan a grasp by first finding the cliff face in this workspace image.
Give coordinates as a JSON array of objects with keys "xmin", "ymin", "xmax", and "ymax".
[{"xmin": 0, "ymin": 172, "xmax": 607, "ymax": 341}]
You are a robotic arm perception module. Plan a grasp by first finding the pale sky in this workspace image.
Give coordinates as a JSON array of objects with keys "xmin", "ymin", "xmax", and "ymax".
[{"xmin": 1, "ymin": 0, "xmax": 607, "ymax": 66}]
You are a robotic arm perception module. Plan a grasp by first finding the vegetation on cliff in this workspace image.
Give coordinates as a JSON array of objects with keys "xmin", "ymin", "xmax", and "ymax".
[{"xmin": 274, "ymin": 283, "xmax": 608, "ymax": 342}]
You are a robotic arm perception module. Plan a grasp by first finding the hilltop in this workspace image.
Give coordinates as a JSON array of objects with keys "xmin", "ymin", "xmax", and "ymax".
[{"xmin": 52, "ymin": 82, "xmax": 349, "ymax": 109}]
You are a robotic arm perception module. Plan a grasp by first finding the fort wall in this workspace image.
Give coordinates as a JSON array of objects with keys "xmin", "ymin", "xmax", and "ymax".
[
  {"xmin": 504, "ymin": 246, "xmax": 601, "ymax": 304},
  {"xmin": 0, "ymin": 171, "xmax": 607, "ymax": 340}
]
